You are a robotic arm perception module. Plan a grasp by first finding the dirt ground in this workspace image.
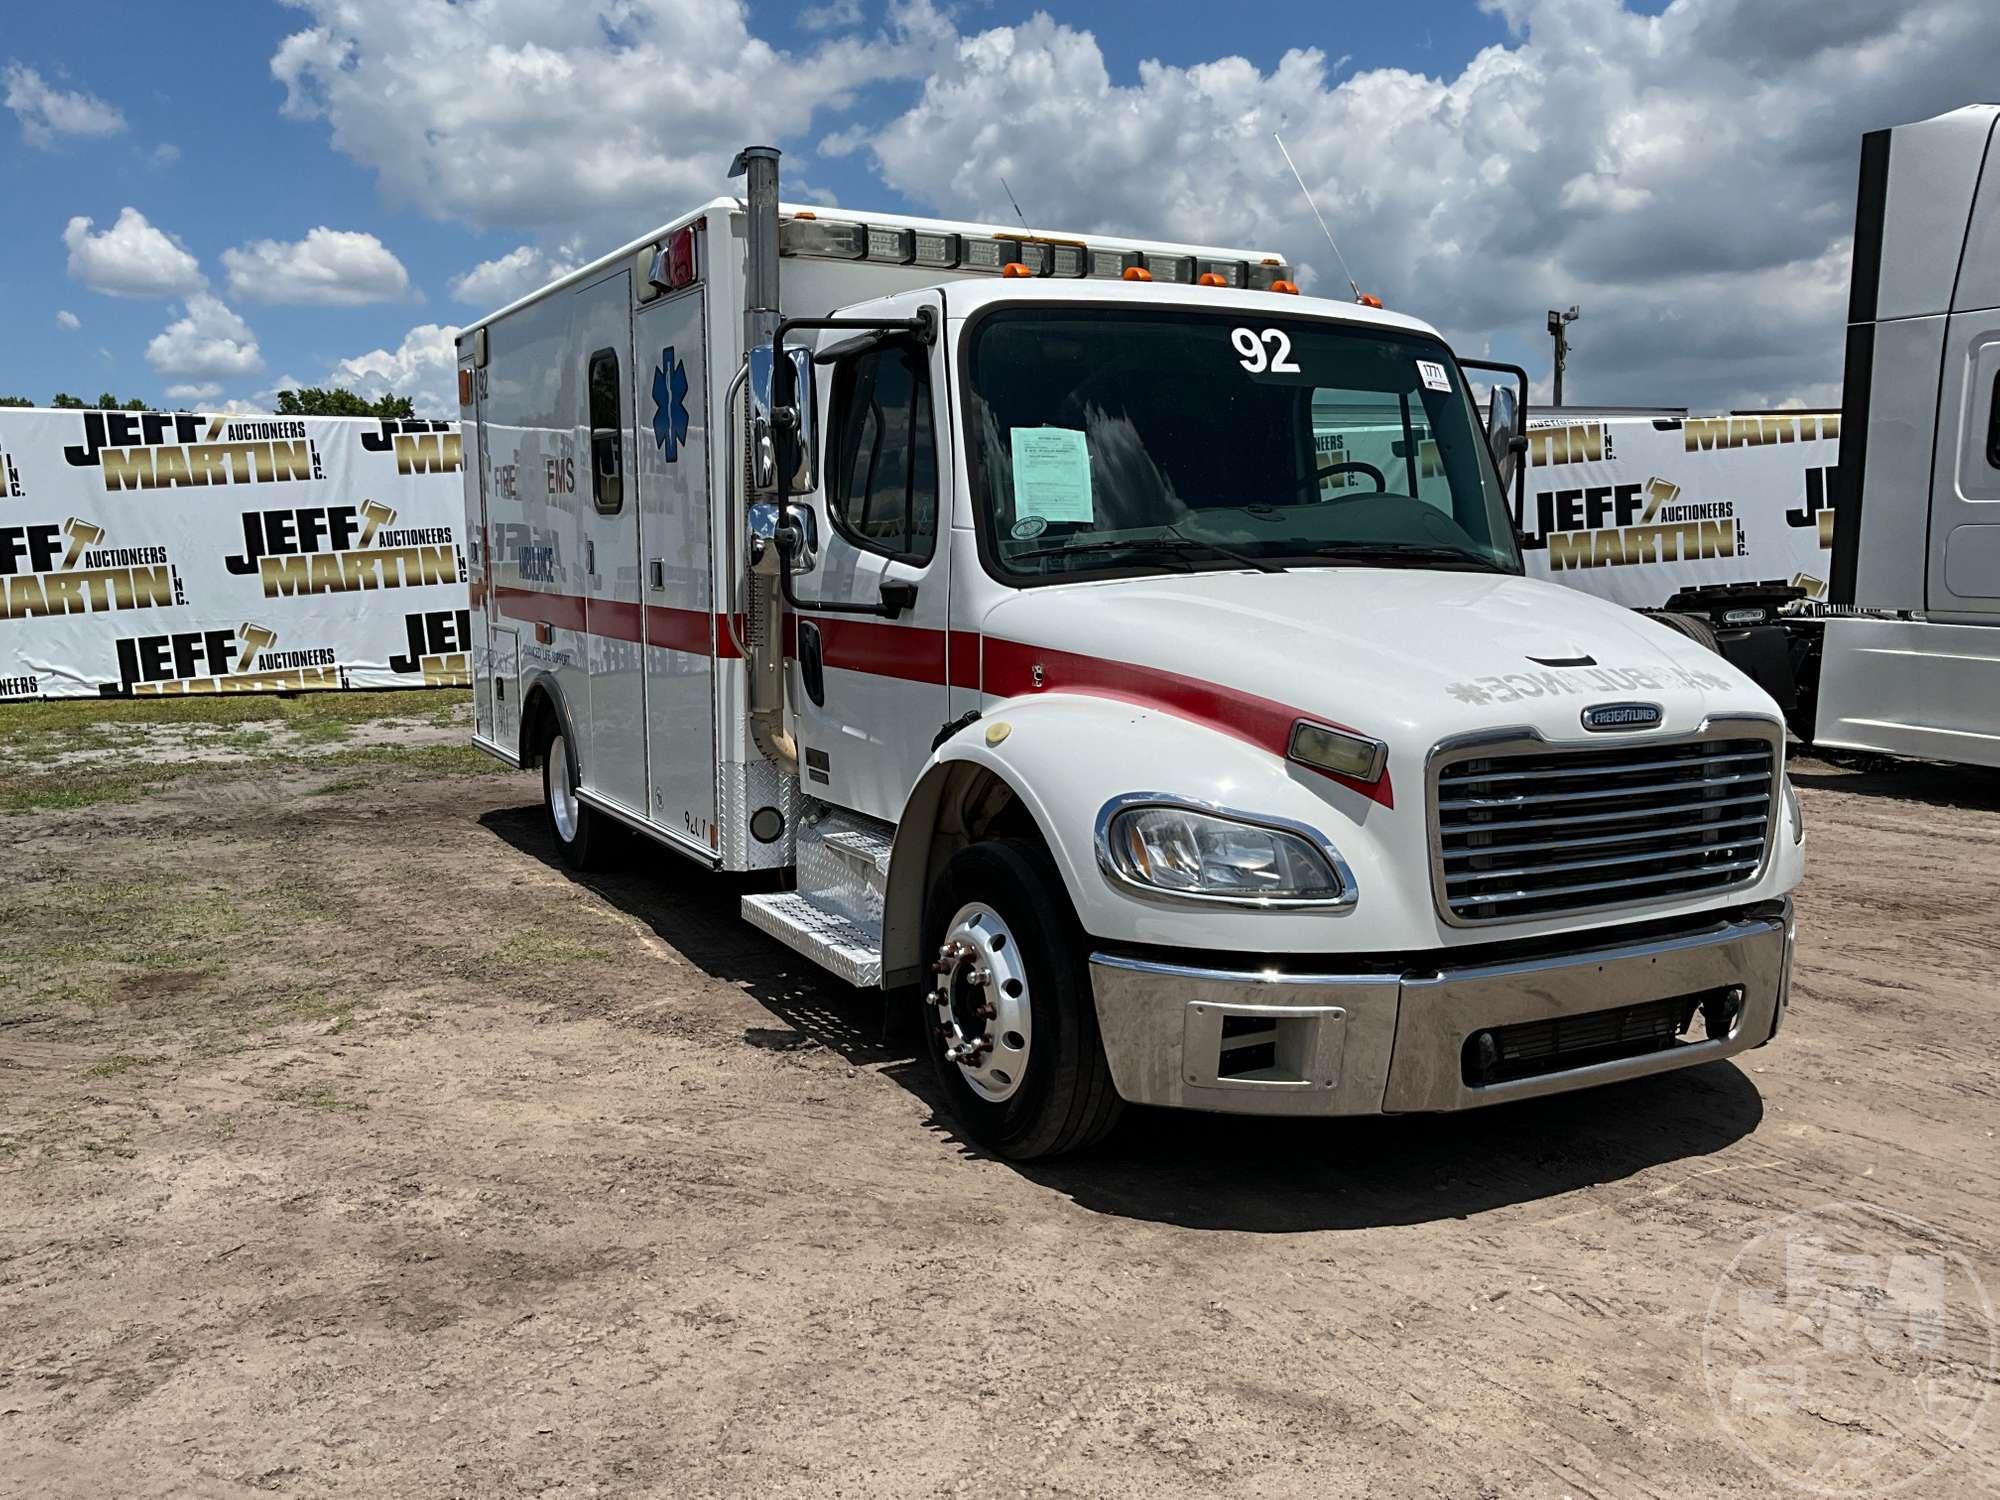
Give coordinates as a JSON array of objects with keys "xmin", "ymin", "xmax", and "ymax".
[{"xmin": 2, "ymin": 696, "xmax": 1997, "ymax": 1498}]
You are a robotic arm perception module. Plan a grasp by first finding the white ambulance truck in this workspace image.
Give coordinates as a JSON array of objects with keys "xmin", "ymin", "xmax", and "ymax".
[{"xmin": 457, "ymin": 147, "xmax": 1802, "ymax": 1159}]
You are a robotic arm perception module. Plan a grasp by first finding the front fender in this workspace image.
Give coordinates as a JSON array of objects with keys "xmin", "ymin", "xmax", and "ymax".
[{"xmin": 883, "ymin": 693, "xmax": 1402, "ymax": 977}]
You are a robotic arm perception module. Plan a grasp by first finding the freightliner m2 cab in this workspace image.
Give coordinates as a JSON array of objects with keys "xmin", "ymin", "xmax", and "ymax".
[{"xmin": 458, "ymin": 147, "xmax": 1802, "ymax": 1158}]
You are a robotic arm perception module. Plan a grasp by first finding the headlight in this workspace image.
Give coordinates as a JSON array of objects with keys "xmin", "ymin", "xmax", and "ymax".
[
  {"xmin": 1097, "ymin": 798, "xmax": 1351, "ymax": 905},
  {"xmin": 1783, "ymin": 774, "xmax": 1803, "ymax": 845}
]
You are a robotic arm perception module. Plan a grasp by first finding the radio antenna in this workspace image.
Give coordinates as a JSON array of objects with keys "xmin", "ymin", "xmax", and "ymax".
[
  {"xmin": 1273, "ymin": 132, "xmax": 1363, "ymax": 302},
  {"xmin": 999, "ymin": 175, "xmax": 1032, "ymax": 233}
]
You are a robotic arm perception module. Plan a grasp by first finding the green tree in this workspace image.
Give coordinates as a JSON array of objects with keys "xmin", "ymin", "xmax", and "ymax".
[
  {"xmin": 275, "ymin": 386, "xmax": 417, "ymax": 419},
  {"xmin": 96, "ymin": 393, "xmax": 149, "ymax": 411},
  {"xmin": 0, "ymin": 396, "xmax": 32, "ymax": 407},
  {"xmin": 50, "ymin": 392, "xmax": 85, "ymax": 408}
]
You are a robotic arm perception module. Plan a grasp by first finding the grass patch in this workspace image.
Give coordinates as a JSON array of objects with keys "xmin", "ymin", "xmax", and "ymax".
[
  {"xmin": 83, "ymin": 1053, "xmax": 165, "ymax": 1079},
  {"xmin": 270, "ymin": 1082, "xmax": 367, "ymax": 1112},
  {"xmin": 0, "ymin": 762, "xmax": 205, "ymax": 814},
  {"xmin": 0, "ymin": 688, "xmax": 467, "ymax": 741},
  {"xmin": 493, "ymin": 931, "xmax": 617, "ymax": 970},
  {"xmin": 312, "ymin": 743, "xmax": 508, "ymax": 777}
]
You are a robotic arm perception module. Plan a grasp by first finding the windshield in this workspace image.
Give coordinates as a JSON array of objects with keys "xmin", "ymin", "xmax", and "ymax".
[{"xmin": 963, "ymin": 307, "xmax": 1523, "ymax": 581}]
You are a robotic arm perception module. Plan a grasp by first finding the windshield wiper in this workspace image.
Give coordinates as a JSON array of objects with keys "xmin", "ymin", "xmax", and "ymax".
[
  {"xmin": 1009, "ymin": 535, "xmax": 1285, "ymax": 574},
  {"xmin": 1301, "ymin": 541, "xmax": 1510, "ymax": 573}
]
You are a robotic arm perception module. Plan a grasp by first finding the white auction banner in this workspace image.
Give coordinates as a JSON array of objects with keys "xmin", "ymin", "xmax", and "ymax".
[
  {"xmin": 1518, "ymin": 413, "xmax": 1839, "ymax": 608},
  {"xmin": 0, "ymin": 408, "xmax": 470, "ymax": 701}
]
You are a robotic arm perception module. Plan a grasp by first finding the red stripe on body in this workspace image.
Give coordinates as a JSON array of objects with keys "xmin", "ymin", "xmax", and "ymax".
[
  {"xmin": 948, "ymin": 630, "xmax": 983, "ymax": 690},
  {"xmin": 485, "ymin": 586, "xmax": 1387, "ymax": 805},
  {"xmin": 806, "ymin": 615, "xmax": 948, "ymax": 686},
  {"xmin": 981, "ymin": 637, "xmax": 1393, "ymax": 808}
]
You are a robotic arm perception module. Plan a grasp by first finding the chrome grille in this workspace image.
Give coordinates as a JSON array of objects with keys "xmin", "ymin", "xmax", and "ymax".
[{"xmin": 1433, "ymin": 735, "xmax": 1776, "ymax": 923}]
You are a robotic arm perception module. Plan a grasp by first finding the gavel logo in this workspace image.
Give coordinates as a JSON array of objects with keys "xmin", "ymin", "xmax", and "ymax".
[
  {"xmin": 62, "ymin": 517, "xmax": 106, "ymax": 569},
  {"xmin": 1641, "ymin": 477, "xmax": 1681, "ymax": 524},
  {"xmin": 359, "ymin": 499, "xmax": 397, "ymax": 546},
  {"xmin": 236, "ymin": 622, "xmax": 278, "ymax": 674}
]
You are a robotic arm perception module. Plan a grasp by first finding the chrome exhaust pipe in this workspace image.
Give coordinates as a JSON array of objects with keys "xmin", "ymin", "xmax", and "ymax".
[{"xmin": 728, "ymin": 145, "xmax": 797, "ymax": 776}]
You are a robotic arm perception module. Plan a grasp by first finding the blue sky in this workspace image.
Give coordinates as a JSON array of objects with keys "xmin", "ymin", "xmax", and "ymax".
[{"xmin": 0, "ymin": 0, "xmax": 1982, "ymax": 415}]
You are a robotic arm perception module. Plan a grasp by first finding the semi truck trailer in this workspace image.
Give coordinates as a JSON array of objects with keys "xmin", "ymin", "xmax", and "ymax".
[{"xmin": 456, "ymin": 147, "xmax": 1802, "ymax": 1159}]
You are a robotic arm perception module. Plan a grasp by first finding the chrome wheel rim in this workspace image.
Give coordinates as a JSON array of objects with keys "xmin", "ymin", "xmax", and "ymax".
[
  {"xmin": 930, "ymin": 901, "xmax": 1032, "ymax": 1103},
  {"xmin": 549, "ymin": 733, "xmax": 579, "ymax": 844}
]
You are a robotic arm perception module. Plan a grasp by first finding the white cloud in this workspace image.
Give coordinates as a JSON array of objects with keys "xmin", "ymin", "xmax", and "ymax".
[
  {"xmin": 223, "ymin": 227, "xmax": 413, "ymax": 305},
  {"xmin": 799, "ymin": 0, "xmax": 864, "ymax": 33},
  {"xmin": 858, "ymin": 0, "xmax": 2000, "ymax": 409},
  {"xmin": 324, "ymin": 323, "xmax": 462, "ymax": 417},
  {"xmin": 146, "ymin": 294, "xmax": 263, "ymax": 380},
  {"xmin": 152, "ymin": 142, "xmax": 181, "ymax": 165},
  {"xmin": 62, "ymin": 208, "xmax": 205, "ymax": 298},
  {"xmin": 164, "ymin": 382, "xmax": 222, "ymax": 401},
  {"xmin": 269, "ymin": 0, "xmax": 950, "ymax": 234},
  {"xmin": 449, "ymin": 244, "xmax": 575, "ymax": 308},
  {"xmin": 3, "ymin": 63, "xmax": 125, "ymax": 147},
  {"xmin": 55, "ymin": 309, "xmax": 79, "ymax": 331}
]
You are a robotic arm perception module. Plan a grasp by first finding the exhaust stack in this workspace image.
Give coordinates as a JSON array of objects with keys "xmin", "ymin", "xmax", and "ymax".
[{"xmin": 729, "ymin": 145, "xmax": 798, "ymax": 777}]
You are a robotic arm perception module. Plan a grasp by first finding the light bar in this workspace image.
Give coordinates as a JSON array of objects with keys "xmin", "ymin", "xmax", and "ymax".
[
  {"xmin": 912, "ymin": 230, "xmax": 961, "ymax": 268},
  {"xmin": 1088, "ymin": 248, "xmax": 1141, "ymax": 279},
  {"xmin": 1141, "ymin": 252, "xmax": 1194, "ymax": 285},
  {"xmin": 1247, "ymin": 260, "xmax": 1298, "ymax": 291},
  {"xmin": 961, "ymin": 235, "xmax": 1023, "ymax": 273},
  {"xmin": 780, "ymin": 218, "xmax": 866, "ymax": 259},
  {"xmin": 1196, "ymin": 258, "xmax": 1246, "ymax": 288},
  {"xmin": 1049, "ymin": 243, "xmax": 1087, "ymax": 278},
  {"xmin": 866, "ymin": 225, "xmax": 915, "ymax": 264}
]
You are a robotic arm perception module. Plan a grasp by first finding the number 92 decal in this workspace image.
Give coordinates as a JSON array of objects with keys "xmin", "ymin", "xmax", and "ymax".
[{"xmin": 1231, "ymin": 326, "xmax": 1301, "ymax": 374}]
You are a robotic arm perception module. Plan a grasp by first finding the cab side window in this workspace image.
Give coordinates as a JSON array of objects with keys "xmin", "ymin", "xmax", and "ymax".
[
  {"xmin": 827, "ymin": 341, "xmax": 937, "ymax": 561},
  {"xmin": 587, "ymin": 347, "xmax": 623, "ymax": 514}
]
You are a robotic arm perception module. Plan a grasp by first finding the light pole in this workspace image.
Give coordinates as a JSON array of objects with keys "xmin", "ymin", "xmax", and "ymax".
[{"xmin": 1547, "ymin": 306, "xmax": 1580, "ymax": 407}]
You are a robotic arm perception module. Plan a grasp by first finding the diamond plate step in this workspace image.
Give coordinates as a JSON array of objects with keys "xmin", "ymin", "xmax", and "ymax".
[{"xmin": 741, "ymin": 891, "xmax": 883, "ymax": 988}]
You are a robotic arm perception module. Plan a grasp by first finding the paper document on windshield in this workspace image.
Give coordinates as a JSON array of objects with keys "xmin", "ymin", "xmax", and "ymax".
[{"xmin": 1009, "ymin": 427, "xmax": 1094, "ymax": 525}]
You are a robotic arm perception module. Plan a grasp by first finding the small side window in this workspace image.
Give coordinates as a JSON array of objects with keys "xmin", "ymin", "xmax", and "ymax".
[
  {"xmin": 1987, "ymin": 370, "xmax": 1999, "ymax": 470},
  {"xmin": 826, "ymin": 342, "xmax": 938, "ymax": 561},
  {"xmin": 588, "ymin": 347, "xmax": 623, "ymax": 514}
]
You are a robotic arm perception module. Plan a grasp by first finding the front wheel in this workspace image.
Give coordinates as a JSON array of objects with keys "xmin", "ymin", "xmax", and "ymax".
[
  {"xmin": 542, "ymin": 731, "xmax": 606, "ymax": 870},
  {"xmin": 922, "ymin": 840, "xmax": 1123, "ymax": 1160}
]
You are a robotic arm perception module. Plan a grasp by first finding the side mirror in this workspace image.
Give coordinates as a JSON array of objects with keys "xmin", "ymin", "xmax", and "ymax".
[
  {"xmin": 747, "ymin": 344, "xmax": 819, "ymax": 497},
  {"xmin": 1485, "ymin": 385, "xmax": 1521, "ymax": 484},
  {"xmin": 747, "ymin": 345, "xmax": 778, "ymax": 493},
  {"xmin": 774, "ymin": 345, "xmax": 818, "ymax": 496}
]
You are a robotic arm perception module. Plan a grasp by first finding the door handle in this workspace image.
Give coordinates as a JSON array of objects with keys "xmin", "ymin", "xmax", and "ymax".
[
  {"xmin": 586, "ymin": 539, "xmax": 596, "ymax": 576},
  {"xmin": 648, "ymin": 558, "xmax": 665, "ymax": 592},
  {"xmin": 797, "ymin": 620, "xmax": 826, "ymax": 707},
  {"xmin": 878, "ymin": 579, "xmax": 918, "ymax": 617}
]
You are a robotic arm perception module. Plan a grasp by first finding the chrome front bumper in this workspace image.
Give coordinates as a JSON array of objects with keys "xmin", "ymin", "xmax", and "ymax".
[{"xmin": 1087, "ymin": 900, "xmax": 1793, "ymax": 1117}]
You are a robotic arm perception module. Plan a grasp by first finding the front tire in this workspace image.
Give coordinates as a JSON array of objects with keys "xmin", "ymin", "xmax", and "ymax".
[
  {"xmin": 542, "ymin": 731, "xmax": 605, "ymax": 870},
  {"xmin": 922, "ymin": 840, "xmax": 1122, "ymax": 1160}
]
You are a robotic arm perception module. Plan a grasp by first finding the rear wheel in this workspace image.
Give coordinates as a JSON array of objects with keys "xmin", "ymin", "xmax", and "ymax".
[
  {"xmin": 922, "ymin": 840, "xmax": 1122, "ymax": 1160},
  {"xmin": 1652, "ymin": 609, "xmax": 1722, "ymax": 654},
  {"xmin": 542, "ymin": 731, "xmax": 605, "ymax": 870}
]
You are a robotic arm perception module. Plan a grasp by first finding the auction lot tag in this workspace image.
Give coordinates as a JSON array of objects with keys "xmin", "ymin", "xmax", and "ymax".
[
  {"xmin": 1416, "ymin": 360, "xmax": 1451, "ymax": 392},
  {"xmin": 1009, "ymin": 427, "xmax": 1093, "ymax": 525}
]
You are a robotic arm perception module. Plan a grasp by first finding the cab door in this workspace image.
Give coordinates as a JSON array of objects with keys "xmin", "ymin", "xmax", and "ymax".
[
  {"xmin": 789, "ymin": 301, "xmax": 953, "ymax": 822},
  {"xmin": 1928, "ymin": 317, "xmax": 2000, "ymax": 614}
]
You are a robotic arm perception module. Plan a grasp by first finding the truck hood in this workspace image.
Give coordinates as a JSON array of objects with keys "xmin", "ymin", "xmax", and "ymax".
[{"xmin": 975, "ymin": 568, "xmax": 1775, "ymax": 751}]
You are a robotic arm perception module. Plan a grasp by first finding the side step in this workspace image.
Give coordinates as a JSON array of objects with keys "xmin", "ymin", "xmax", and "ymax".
[{"xmin": 741, "ymin": 891, "xmax": 884, "ymax": 987}]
